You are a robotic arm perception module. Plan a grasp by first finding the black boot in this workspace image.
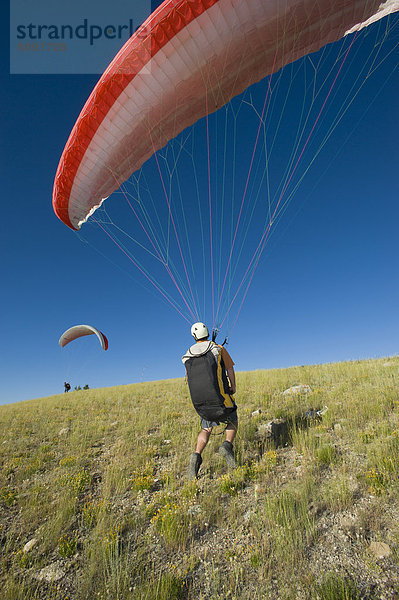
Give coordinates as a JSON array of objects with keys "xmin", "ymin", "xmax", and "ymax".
[
  {"xmin": 219, "ymin": 441, "xmax": 235, "ymax": 468},
  {"xmin": 187, "ymin": 452, "xmax": 202, "ymax": 480}
]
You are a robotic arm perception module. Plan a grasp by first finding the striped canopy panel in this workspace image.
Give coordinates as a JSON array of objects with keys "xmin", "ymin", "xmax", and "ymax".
[{"xmin": 52, "ymin": 0, "xmax": 399, "ymax": 230}]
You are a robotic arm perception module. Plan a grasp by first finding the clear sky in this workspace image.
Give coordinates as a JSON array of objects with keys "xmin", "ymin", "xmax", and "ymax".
[{"xmin": 1, "ymin": 3, "xmax": 398, "ymax": 405}]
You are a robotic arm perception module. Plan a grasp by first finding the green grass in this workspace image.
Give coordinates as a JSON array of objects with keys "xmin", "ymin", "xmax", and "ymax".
[{"xmin": 1, "ymin": 358, "xmax": 399, "ymax": 599}]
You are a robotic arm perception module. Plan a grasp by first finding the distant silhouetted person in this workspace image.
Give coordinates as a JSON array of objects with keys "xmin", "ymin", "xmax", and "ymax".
[{"xmin": 64, "ymin": 382, "xmax": 71, "ymax": 393}]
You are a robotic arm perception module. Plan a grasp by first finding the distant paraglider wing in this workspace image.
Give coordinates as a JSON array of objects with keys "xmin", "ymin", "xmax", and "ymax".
[
  {"xmin": 52, "ymin": 0, "xmax": 399, "ymax": 231},
  {"xmin": 59, "ymin": 325, "xmax": 109, "ymax": 351}
]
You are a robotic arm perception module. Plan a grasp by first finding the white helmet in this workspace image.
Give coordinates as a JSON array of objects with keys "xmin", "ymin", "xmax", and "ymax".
[{"xmin": 191, "ymin": 322, "xmax": 209, "ymax": 340}]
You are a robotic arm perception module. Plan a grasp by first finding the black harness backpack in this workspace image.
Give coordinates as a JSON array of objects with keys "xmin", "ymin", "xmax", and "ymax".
[{"xmin": 184, "ymin": 342, "xmax": 235, "ymax": 423}]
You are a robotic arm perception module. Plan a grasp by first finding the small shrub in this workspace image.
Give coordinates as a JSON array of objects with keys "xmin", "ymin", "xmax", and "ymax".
[
  {"xmin": 60, "ymin": 469, "xmax": 91, "ymax": 496},
  {"xmin": 97, "ymin": 523, "xmax": 122, "ymax": 593},
  {"xmin": 58, "ymin": 532, "xmax": 78, "ymax": 558},
  {"xmin": 151, "ymin": 499, "xmax": 189, "ymax": 548},
  {"xmin": 13, "ymin": 548, "xmax": 33, "ymax": 568},
  {"xmin": 59, "ymin": 456, "xmax": 78, "ymax": 468},
  {"xmin": 218, "ymin": 454, "xmax": 277, "ymax": 496},
  {"xmin": 316, "ymin": 444, "xmax": 337, "ymax": 465},
  {"xmin": 316, "ymin": 572, "xmax": 360, "ymax": 600},
  {"xmin": 130, "ymin": 462, "xmax": 155, "ymax": 492},
  {"xmin": 248, "ymin": 450, "xmax": 277, "ymax": 477},
  {"xmin": 81, "ymin": 499, "xmax": 106, "ymax": 528},
  {"xmin": 360, "ymin": 428, "xmax": 376, "ymax": 444},
  {"xmin": 250, "ymin": 551, "xmax": 261, "ymax": 568},
  {"xmin": 156, "ymin": 572, "xmax": 185, "ymax": 600},
  {"xmin": 1, "ymin": 486, "xmax": 18, "ymax": 507},
  {"xmin": 180, "ymin": 480, "xmax": 199, "ymax": 502},
  {"xmin": 100, "ymin": 524, "xmax": 120, "ymax": 560},
  {"xmin": 218, "ymin": 469, "xmax": 246, "ymax": 496},
  {"xmin": 365, "ymin": 468, "xmax": 387, "ymax": 495},
  {"xmin": 137, "ymin": 572, "xmax": 186, "ymax": 600}
]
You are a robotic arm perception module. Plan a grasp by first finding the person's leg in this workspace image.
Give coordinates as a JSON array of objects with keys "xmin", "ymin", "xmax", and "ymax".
[
  {"xmin": 219, "ymin": 418, "xmax": 238, "ymax": 468},
  {"xmin": 225, "ymin": 422, "xmax": 237, "ymax": 444},
  {"xmin": 195, "ymin": 427, "xmax": 212, "ymax": 454},
  {"xmin": 187, "ymin": 426, "xmax": 213, "ymax": 480}
]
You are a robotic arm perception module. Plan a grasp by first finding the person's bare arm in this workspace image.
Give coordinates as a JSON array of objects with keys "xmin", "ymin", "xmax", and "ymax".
[{"xmin": 227, "ymin": 367, "xmax": 236, "ymax": 395}]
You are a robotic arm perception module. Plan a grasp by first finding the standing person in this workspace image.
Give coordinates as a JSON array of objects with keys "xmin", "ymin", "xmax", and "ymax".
[
  {"xmin": 182, "ymin": 322, "xmax": 238, "ymax": 480},
  {"xmin": 64, "ymin": 382, "xmax": 71, "ymax": 393}
]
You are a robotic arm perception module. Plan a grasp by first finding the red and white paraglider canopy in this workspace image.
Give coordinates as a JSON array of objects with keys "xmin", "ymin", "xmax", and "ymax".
[
  {"xmin": 52, "ymin": 0, "xmax": 399, "ymax": 231},
  {"xmin": 59, "ymin": 325, "xmax": 109, "ymax": 351}
]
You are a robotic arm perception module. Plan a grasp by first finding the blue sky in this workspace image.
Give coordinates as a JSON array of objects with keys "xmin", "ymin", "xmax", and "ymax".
[{"xmin": 1, "ymin": 3, "xmax": 398, "ymax": 405}]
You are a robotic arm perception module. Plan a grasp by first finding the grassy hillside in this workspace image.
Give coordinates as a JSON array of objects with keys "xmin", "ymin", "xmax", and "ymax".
[{"xmin": 1, "ymin": 357, "xmax": 399, "ymax": 599}]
